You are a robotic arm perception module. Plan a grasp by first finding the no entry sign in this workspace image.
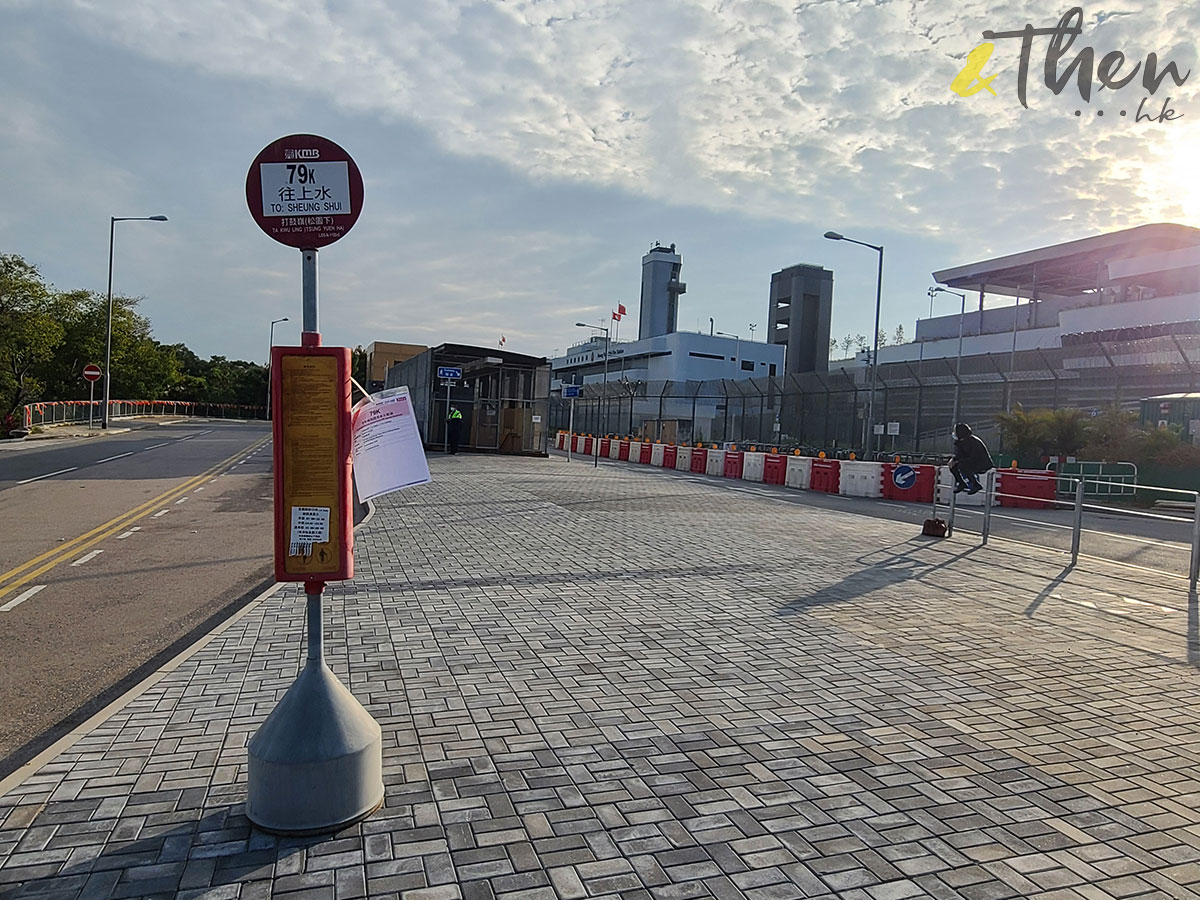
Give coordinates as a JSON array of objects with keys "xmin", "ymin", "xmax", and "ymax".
[
  {"xmin": 82, "ymin": 364, "xmax": 102, "ymax": 382},
  {"xmin": 245, "ymin": 134, "xmax": 364, "ymax": 249}
]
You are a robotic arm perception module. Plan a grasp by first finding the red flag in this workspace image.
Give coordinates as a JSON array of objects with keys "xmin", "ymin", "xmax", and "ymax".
[
  {"xmin": 612, "ymin": 310, "xmax": 621, "ymax": 321},
  {"xmin": 618, "ymin": 304, "xmax": 627, "ymax": 316}
]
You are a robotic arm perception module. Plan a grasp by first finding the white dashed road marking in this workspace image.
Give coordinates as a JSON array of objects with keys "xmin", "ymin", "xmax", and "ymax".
[
  {"xmin": 0, "ymin": 585, "xmax": 45, "ymax": 612},
  {"xmin": 70, "ymin": 550, "xmax": 104, "ymax": 567},
  {"xmin": 17, "ymin": 467, "xmax": 78, "ymax": 485}
]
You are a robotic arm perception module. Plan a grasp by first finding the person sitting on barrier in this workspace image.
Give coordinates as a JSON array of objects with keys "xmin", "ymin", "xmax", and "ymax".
[{"xmin": 950, "ymin": 422, "xmax": 993, "ymax": 494}]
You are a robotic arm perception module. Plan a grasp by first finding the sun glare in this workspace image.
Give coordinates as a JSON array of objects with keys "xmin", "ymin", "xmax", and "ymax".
[{"xmin": 1142, "ymin": 122, "xmax": 1200, "ymax": 226}]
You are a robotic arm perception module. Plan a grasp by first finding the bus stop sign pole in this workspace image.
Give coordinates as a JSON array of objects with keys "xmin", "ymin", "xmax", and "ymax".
[{"xmin": 244, "ymin": 134, "xmax": 382, "ymax": 835}]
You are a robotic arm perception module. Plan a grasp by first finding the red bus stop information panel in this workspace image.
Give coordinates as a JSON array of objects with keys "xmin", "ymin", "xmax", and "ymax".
[{"xmin": 272, "ymin": 345, "xmax": 353, "ymax": 583}]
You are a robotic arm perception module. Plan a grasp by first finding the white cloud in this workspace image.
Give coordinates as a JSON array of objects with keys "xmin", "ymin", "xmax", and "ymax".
[
  {"xmin": 1, "ymin": 1, "xmax": 1196, "ymax": 362},
  {"xmin": 45, "ymin": 0, "xmax": 1197, "ymax": 238}
]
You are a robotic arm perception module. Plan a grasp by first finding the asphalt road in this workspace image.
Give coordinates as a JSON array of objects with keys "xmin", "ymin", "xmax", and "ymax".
[
  {"xmin": 0, "ymin": 420, "xmax": 274, "ymax": 775},
  {"xmin": 558, "ymin": 451, "xmax": 1196, "ymax": 583}
]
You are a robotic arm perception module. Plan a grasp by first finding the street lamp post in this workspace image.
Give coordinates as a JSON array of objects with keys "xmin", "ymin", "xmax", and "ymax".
[
  {"xmin": 266, "ymin": 316, "xmax": 289, "ymax": 420},
  {"xmin": 824, "ymin": 231, "xmax": 883, "ymax": 456},
  {"xmin": 716, "ymin": 331, "xmax": 740, "ymax": 375},
  {"xmin": 103, "ymin": 215, "xmax": 168, "ymax": 428},
  {"xmin": 576, "ymin": 322, "xmax": 610, "ymax": 468},
  {"xmin": 929, "ymin": 287, "xmax": 967, "ymax": 434}
]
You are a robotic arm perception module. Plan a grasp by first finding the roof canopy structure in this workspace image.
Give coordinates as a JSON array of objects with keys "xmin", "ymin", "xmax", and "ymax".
[{"xmin": 932, "ymin": 223, "xmax": 1200, "ymax": 300}]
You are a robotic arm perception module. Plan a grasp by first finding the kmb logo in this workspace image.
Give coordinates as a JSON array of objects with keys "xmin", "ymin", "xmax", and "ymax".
[{"xmin": 952, "ymin": 7, "xmax": 1191, "ymax": 123}]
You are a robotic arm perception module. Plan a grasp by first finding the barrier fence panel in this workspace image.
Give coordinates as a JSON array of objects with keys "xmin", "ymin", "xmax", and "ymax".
[
  {"xmin": 556, "ymin": 418, "xmax": 1200, "ymax": 591},
  {"xmin": 23, "ymin": 400, "xmax": 266, "ymax": 429}
]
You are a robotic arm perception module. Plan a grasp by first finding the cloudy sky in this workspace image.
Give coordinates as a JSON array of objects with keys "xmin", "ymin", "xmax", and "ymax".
[{"xmin": 2, "ymin": 0, "xmax": 1196, "ymax": 363}]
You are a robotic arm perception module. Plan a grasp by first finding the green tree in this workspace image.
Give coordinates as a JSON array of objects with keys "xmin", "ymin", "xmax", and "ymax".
[
  {"xmin": 1081, "ymin": 405, "xmax": 1140, "ymax": 459},
  {"xmin": 994, "ymin": 406, "xmax": 1051, "ymax": 459},
  {"xmin": 3, "ymin": 251, "xmax": 272, "ymax": 423},
  {"xmin": 0, "ymin": 254, "xmax": 63, "ymax": 431},
  {"xmin": 1046, "ymin": 408, "xmax": 1089, "ymax": 456},
  {"xmin": 352, "ymin": 345, "xmax": 367, "ymax": 389}
]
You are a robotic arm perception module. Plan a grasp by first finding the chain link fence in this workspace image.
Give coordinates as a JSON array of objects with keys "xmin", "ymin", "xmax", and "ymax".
[{"xmin": 550, "ymin": 334, "xmax": 1200, "ymax": 458}]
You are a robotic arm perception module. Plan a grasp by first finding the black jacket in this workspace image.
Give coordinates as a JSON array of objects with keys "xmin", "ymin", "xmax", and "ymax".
[{"xmin": 953, "ymin": 434, "xmax": 993, "ymax": 473}]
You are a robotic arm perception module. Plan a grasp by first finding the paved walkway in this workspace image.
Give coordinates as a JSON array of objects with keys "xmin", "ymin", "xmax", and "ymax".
[{"xmin": 2, "ymin": 454, "xmax": 1200, "ymax": 900}]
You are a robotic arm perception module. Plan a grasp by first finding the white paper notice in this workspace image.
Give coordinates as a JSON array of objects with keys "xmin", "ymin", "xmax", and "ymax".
[
  {"xmin": 351, "ymin": 386, "xmax": 432, "ymax": 502},
  {"xmin": 289, "ymin": 506, "xmax": 330, "ymax": 557}
]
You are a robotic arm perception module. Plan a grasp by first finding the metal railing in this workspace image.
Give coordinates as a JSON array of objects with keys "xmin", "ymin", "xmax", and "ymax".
[
  {"xmin": 22, "ymin": 400, "xmax": 265, "ymax": 429},
  {"xmin": 934, "ymin": 471, "xmax": 1200, "ymax": 590}
]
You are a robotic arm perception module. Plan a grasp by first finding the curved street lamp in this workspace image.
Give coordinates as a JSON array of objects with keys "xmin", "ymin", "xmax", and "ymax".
[
  {"xmin": 929, "ymin": 286, "xmax": 968, "ymax": 433},
  {"xmin": 824, "ymin": 230, "xmax": 883, "ymax": 455},
  {"xmin": 716, "ymin": 331, "xmax": 740, "ymax": 376},
  {"xmin": 576, "ymin": 321, "xmax": 611, "ymax": 467},
  {"xmin": 103, "ymin": 215, "xmax": 169, "ymax": 428},
  {"xmin": 266, "ymin": 316, "xmax": 289, "ymax": 420}
]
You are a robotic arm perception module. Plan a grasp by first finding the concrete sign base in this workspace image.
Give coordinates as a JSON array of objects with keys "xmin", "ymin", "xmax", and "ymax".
[{"xmin": 247, "ymin": 660, "xmax": 384, "ymax": 834}]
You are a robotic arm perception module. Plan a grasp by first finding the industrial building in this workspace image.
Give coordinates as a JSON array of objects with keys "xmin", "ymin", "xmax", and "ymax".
[
  {"xmin": 551, "ymin": 223, "xmax": 1200, "ymax": 452},
  {"xmin": 769, "ymin": 263, "xmax": 833, "ymax": 374},
  {"xmin": 637, "ymin": 243, "xmax": 687, "ymax": 340},
  {"xmin": 365, "ymin": 341, "xmax": 426, "ymax": 392},
  {"xmin": 552, "ymin": 243, "xmax": 785, "ymax": 387},
  {"xmin": 550, "ymin": 243, "xmax": 785, "ymax": 441},
  {"xmin": 860, "ymin": 222, "xmax": 1200, "ymax": 441}
]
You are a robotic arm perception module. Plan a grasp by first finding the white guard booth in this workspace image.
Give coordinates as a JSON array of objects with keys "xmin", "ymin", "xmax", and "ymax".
[
  {"xmin": 741, "ymin": 452, "xmax": 765, "ymax": 482},
  {"xmin": 785, "ymin": 455, "xmax": 813, "ymax": 490}
]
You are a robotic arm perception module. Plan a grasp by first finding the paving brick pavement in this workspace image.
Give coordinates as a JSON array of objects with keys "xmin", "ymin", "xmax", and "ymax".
[{"xmin": 2, "ymin": 453, "xmax": 1200, "ymax": 899}]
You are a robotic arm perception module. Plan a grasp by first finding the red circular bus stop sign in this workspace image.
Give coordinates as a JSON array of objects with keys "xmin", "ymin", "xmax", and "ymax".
[
  {"xmin": 82, "ymin": 364, "xmax": 102, "ymax": 382},
  {"xmin": 245, "ymin": 134, "xmax": 364, "ymax": 249}
]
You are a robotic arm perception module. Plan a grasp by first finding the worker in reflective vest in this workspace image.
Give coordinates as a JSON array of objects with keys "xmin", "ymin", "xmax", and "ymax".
[{"xmin": 447, "ymin": 405, "xmax": 464, "ymax": 454}]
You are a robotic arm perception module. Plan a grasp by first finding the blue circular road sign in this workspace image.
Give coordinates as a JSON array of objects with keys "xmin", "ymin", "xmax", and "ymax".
[{"xmin": 892, "ymin": 464, "xmax": 917, "ymax": 490}]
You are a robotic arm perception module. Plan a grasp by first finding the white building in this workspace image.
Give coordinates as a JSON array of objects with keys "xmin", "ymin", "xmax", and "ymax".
[
  {"xmin": 553, "ymin": 330, "xmax": 784, "ymax": 387},
  {"xmin": 874, "ymin": 222, "xmax": 1200, "ymax": 369}
]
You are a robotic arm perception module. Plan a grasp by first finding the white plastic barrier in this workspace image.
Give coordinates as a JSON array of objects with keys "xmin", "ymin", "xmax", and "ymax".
[
  {"xmin": 608, "ymin": 440, "xmax": 621, "ymax": 460},
  {"xmin": 741, "ymin": 452, "xmax": 765, "ymax": 482},
  {"xmin": 839, "ymin": 461, "xmax": 884, "ymax": 498},
  {"xmin": 936, "ymin": 466, "xmax": 997, "ymax": 506},
  {"xmin": 628, "ymin": 441, "xmax": 642, "ymax": 462},
  {"xmin": 675, "ymin": 446, "xmax": 693, "ymax": 471},
  {"xmin": 705, "ymin": 448, "xmax": 726, "ymax": 476},
  {"xmin": 785, "ymin": 455, "xmax": 813, "ymax": 490}
]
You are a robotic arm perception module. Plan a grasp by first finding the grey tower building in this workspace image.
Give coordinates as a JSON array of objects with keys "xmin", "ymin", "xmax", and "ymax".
[
  {"xmin": 769, "ymin": 264, "xmax": 833, "ymax": 373},
  {"xmin": 638, "ymin": 244, "xmax": 687, "ymax": 340}
]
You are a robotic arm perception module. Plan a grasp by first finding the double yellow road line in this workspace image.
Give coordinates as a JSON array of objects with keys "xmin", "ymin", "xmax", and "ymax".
[{"xmin": 0, "ymin": 437, "xmax": 271, "ymax": 602}]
